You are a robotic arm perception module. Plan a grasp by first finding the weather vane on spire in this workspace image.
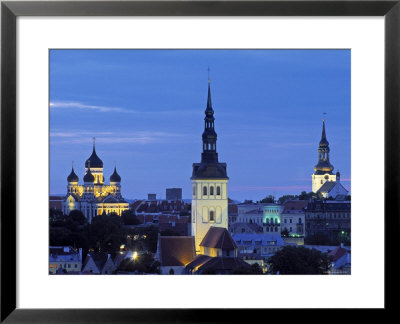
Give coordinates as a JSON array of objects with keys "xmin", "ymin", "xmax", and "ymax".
[
  {"xmin": 93, "ymin": 137, "xmax": 96, "ymax": 149},
  {"xmin": 323, "ymin": 112, "xmax": 327, "ymax": 122},
  {"xmin": 208, "ymin": 66, "xmax": 210, "ymax": 83}
]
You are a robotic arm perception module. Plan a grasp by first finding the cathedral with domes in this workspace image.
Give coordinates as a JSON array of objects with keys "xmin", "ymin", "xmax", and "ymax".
[{"xmin": 62, "ymin": 140, "xmax": 129, "ymax": 222}]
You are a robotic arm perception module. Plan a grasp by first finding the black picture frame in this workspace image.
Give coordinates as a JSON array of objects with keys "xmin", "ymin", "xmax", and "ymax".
[{"xmin": 1, "ymin": 0, "xmax": 398, "ymax": 322}]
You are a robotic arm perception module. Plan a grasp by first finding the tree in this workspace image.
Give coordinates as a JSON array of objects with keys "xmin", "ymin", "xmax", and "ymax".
[
  {"xmin": 281, "ymin": 228, "xmax": 290, "ymax": 237},
  {"xmin": 268, "ymin": 246, "xmax": 332, "ymax": 274},
  {"xmin": 230, "ymin": 263, "xmax": 263, "ymax": 274},
  {"xmin": 88, "ymin": 214, "xmax": 124, "ymax": 252},
  {"xmin": 277, "ymin": 195, "xmax": 297, "ymax": 204},
  {"xmin": 118, "ymin": 252, "xmax": 160, "ymax": 274},
  {"xmin": 259, "ymin": 195, "xmax": 275, "ymax": 203},
  {"xmin": 121, "ymin": 209, "xmax": 141, "ymax": 226}
]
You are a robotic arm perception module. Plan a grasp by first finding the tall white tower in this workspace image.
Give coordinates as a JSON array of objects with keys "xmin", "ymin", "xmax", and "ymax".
[
  {"xmin": 191, "ymin": 80, "xmax": 229, "ymax": 253},
  {"xmin": 312, "ymin": 120, "xmax": 336, "ymax": 192}
]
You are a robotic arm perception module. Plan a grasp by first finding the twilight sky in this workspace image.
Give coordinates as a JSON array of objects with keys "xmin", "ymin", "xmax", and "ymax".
[{"xmin": 50, "ymin": 49, "xmax": 351, "ymax": 201}]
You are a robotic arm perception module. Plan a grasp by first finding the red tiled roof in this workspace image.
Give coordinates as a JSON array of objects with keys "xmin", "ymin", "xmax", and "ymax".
[
  {"xmin": 159, "ymin": 236, "xmax": 195, "ymax": 266},
  {"xmin": 200, "ymin": 227, "xmax": 237, "ymax": 250}
]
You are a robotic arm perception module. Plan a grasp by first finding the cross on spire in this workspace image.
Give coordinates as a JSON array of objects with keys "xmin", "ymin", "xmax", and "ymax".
[
  {"xmin": 93, "ymin": 137, "xmax": 96, "ymax": 150},
  {"xmin": 208, "ymin": 66, "xmax": 210, "ymax": 83}
]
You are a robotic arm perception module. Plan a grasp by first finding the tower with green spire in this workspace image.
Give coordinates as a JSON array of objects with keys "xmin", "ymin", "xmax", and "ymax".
[{"xmin": 312, "ymin": 120, "xmax": 337, "ymax": 193}]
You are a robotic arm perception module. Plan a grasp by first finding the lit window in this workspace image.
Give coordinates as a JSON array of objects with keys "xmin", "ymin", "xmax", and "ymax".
[{"xmin": 50, "ymin": 264, "xmax": 53, "ymax": 268}]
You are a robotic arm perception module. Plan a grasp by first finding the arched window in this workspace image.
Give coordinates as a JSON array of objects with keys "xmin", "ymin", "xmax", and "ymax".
[
  {"xmin": 192, "ymin": 186, "xmax": 196, "ymax": 196},
  {"xmin": 203, "ymin": 186, "xmax": 207, "ymax": 195},
  {"xmin": 216, "ymin": 186, "xmax": 221, "ymax": 195},
  {"xmin": 209, "ymin": 211, "xmax": 214, "ymax": 221},
  {"xmin": 210, "ymin": 186, "xmax": 214, "ymax": 195}
]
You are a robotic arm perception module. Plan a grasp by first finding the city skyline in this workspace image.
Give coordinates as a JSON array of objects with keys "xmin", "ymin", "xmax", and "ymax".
[{"xmin": 50, "ymin": 49, "xmax": 351, "ymax": 201}]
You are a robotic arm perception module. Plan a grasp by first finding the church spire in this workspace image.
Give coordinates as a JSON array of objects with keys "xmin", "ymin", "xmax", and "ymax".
[
  {"xmin": 319, "ymin": 119, "xmax": 329, "ymax": 147},
  {"xmin": 314, "ymin": 119, "xmax": 334, "ymax": 174},
  {"xmin": 201, "ymin": 79, "xmax": 218, "ymax": 163}
]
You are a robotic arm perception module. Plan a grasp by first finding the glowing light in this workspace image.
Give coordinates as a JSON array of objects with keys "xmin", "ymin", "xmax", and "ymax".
[
  {"xmin": 120, "ymin": 244, "xmax": 125, "ymax": 250},
  {"xmin": 132, "ymin": 251, "xmax": 138, "ymax": 260}
]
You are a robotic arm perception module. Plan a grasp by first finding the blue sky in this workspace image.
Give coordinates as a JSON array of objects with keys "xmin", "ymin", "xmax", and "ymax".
[{"xmin": 50, "ymin": 49, "xmax": 351, "ymax": 201}]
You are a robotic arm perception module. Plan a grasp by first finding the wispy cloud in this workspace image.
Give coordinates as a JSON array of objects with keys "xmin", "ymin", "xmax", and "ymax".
[
  {"xmin": 50, "ymin": 101, "xmax": 136, "ymax": 113},
  {"xmin": 50, "ymin": 130, "xmax": 184, "ymax": 145}
]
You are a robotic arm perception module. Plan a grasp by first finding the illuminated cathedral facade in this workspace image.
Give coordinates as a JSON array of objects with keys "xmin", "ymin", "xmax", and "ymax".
[{"xmin": 62, "ymin": 140, "xmax": 129, "ymax": 223}]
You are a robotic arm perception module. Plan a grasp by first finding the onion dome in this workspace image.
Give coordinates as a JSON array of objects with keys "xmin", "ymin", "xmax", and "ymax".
[
  {"xmin": 67, "ymin": 166, "xmax": 79, "ymax": 183},
  {"xmin": 110, "ymin": 166, "xmax": 121, "ymax": 183},
  {"xmin": 83, "ymin": 167, "xmax": 95, "ymax": 183},
  {"xmin": 85, "ymin": 138, "xmax": 103, "ymax": 168}
]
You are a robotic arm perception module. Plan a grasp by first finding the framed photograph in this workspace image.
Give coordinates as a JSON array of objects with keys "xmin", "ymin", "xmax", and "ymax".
[{"xmin": 1, "ymin": 0, "xmax": 398, "ymax": 321}]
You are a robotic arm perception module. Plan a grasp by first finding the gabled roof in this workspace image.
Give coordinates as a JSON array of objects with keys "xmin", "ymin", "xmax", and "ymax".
[
  {"xmin": 84, "ymin": 253, "xmax": 113, "ymax": 271},
  {"xmin": 185, "ymin": 254, "xmax": 213, "ymax": 270},
  {"xmin": 317, "ymin": 181, "xmax": 349, "ymax": 195},
  {"xmin": 328, "ymin": 246, "xmax": 350, "ymax": 262},
  {"xmin": 159, "ymin": 236, "xmax": 195, "ymax": 267},
  {"xmin": 317, "ymin": 181, "xmax": 338, "ymax": 193},
  {"xmin": 282, "ymin": 200, "xmax": 308, "ymax": 213},
  {"xmin": 200, "ymin": 227, "xmax": 237, "ymax": 250},
  {"xmin": 196, "ymin": 257, "xmax": 250, "ymax": 273}
]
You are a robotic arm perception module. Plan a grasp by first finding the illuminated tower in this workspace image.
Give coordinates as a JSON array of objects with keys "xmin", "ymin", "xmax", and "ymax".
[
  {"xmin": 85, "ymin": 138, "xmax": 104, "ymax": 185},
  {"xmin": 109, "ymin": 164, "xmax": 122, "ymax": 197},
  {"xmin": 312, "ymin": 120, "xmax": 337, "ymax": 192},
  {"xmin": 191, "ymin": 79, "xmax": 229, "ymax": 253},
  {"xmin": 67, "ymin": 162, "xmax": 79, "ymax": 194}
]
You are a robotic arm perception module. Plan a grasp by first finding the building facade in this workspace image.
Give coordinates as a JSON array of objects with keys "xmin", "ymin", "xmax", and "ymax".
[
  {"xmin": 305, "ymin": 200, "xmax": 351, "ymax": 244},
  {"xmin": 166, "ymin": 188, "xmax": 182, "ymax": 200},
  {"xmin": 62, "ymin": 141, "xmax": 129, "ymax": 222},
  {"xmin": 49, "ymin": 246, "xmax": 82, "ymax": 274},
  {"xmin": 236, "ymin": 203, "xmax": 282, "ymax": 233},
  {"xmin": 281, "ymin": 200, "xmax": 308, "ymax": 237},
  {"xmin": 191, "ymin": 81, "xmax": 229, "ymax": 253}
]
